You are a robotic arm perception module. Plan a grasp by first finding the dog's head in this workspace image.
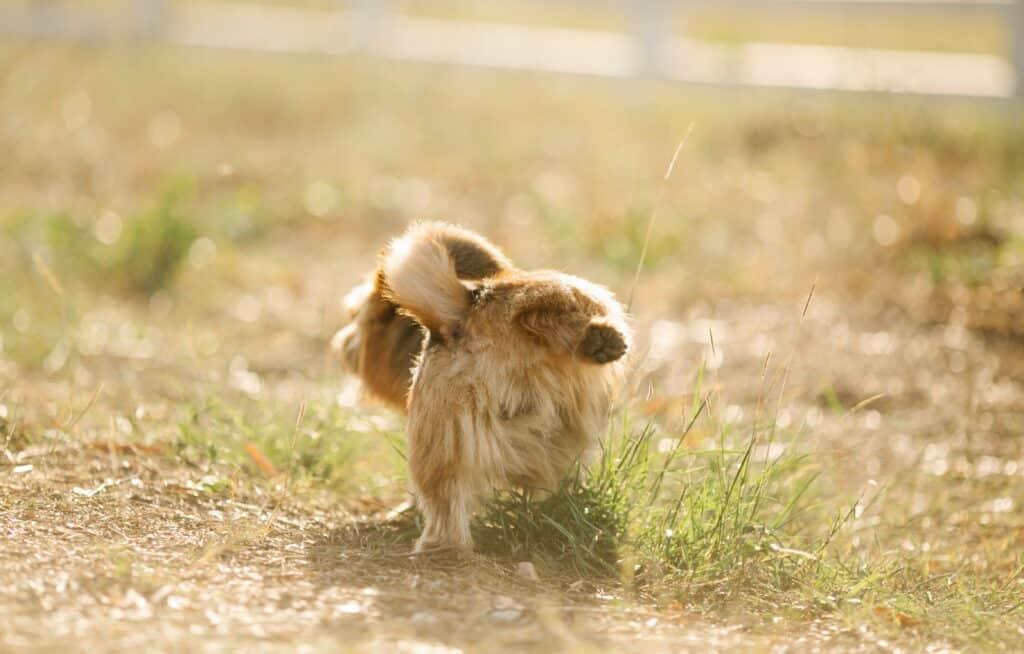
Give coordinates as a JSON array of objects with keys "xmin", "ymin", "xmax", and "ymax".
[
  {"xmin": 332, "ymin": 223, "xmax": 513, "ymax": 408},
  {"xmin": 331, "ymin": 272, "xmax": 424, "ymax": 407}
]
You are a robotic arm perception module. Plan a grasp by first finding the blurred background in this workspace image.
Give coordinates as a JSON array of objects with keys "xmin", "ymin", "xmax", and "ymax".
[
  {"xmin": 3, "ymin": 0, "xmax": 1023, "ymax": 369},
  {"xmin": 2, "ymin": 0, "xmax": 1023, "ymax": 473},
  {"xmin": 2, "ymin": 1, "xmax": 1023, "ymax": 460},
  {"xmin": 2, "ymin": 1, "xmax": 1024, "ymax": 650},
  {"xmin": 2, "ymin": 0, "xmax": 1022, "ymax": 96}
]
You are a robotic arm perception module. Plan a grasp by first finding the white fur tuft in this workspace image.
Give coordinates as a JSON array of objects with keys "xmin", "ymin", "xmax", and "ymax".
[{"xmin": 382, "ymin": 223, "xmax": 469, "ymax": 334}]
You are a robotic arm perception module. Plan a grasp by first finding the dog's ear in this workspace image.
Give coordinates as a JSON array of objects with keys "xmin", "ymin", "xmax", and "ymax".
[
  {"xmin": 436, "ymin": 227, "xmax": 513, "ymax": 280},
  {"xmin": 382, "ymin": 223, "xmax": 472, "ymax": 341},
  {"xmin": 341, "ymin": 280, "xmax": 374, "ymax": 318},
  {"xmin": 357, "ymin": 305, "xmax": 424, "ymax": 406}
]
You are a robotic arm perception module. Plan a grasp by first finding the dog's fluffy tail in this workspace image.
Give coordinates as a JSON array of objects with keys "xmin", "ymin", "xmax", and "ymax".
[{"xmin": 382, "ymin": 222, "xmax": 470, "ymax": 337}]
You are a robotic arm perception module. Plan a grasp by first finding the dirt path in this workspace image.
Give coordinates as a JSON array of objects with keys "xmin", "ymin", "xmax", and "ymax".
[
  {"xmin": 4, "ymin": 283, "xmax": 1021, "ymax": 653},
  {"xmin": 0, "ymin": 439, "xmax": 883, "ymax": 654}
]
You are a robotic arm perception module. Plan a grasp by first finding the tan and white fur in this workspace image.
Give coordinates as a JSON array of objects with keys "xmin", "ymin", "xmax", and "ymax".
[
  {"xmin": 379, "ymin": 222, "xmax": 630, "ymax": 552},
  {"xmin": 332, "ymin": 224, "xmax": 513, "ymax": 408}
]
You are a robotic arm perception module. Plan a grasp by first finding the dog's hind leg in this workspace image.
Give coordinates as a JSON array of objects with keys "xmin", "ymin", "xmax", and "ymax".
[
  {"xmin": 577, "ymin": 318, "xmax": 628, "ymax": 363},
  {"xmin": 516, "ymin": 296, "xmax": 628, "ymax": 365},
  {"xmin": 411, "ymin": 472, "xmax": 475, "ymax": 553},
  {"xmin": 407, "ymin": 413, "xmax": 476, "ymax": 553}
]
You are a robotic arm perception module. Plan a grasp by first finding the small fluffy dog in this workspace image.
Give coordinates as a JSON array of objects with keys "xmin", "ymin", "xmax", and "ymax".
[{"xmin": 337, "ymin": 222, "xmax": 630, "ymax": 552}]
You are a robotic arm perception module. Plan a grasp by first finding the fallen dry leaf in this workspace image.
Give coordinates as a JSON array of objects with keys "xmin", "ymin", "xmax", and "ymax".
[
  {"xmin": 873, "ymin": 606, "xmax": 921, "ymax": 629},
  {"xmin": 243, "ymin": 441, "xmax": 278, "ymax": 477}
]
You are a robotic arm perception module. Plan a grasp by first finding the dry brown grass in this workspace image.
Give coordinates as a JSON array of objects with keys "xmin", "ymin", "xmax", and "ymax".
[{"xmin": 1, "ymin": 39, "xmax": 1023, "ymax": 652}]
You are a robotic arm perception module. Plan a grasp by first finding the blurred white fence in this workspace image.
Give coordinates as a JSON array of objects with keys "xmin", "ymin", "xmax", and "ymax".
[{"xmin": 1, "ymin": 0, "xmax": 1022, "ymax": 98}]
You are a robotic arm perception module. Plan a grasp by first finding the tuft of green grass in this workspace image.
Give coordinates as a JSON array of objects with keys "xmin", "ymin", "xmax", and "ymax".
[
  {"xmin": 473, "ymin": 392, "xmax": 836, "ymax": 601},
  {"xmin": 173, "ymin": 396, "xmax": 406, "ymax": 495},
  {"xmin": 3, "ymin": 184, "xmax": 197, "ymax": 297},
  {"xmin": 465, "ymin": 381, "xmax": 1022, "ymax": 646},
  {"xmin": 473, "ymin": 458, "xmax": 632, "ymax": 577},
  {"xmin": 107, "ymin": 186, "xmax": 198, "ymax": 295}
]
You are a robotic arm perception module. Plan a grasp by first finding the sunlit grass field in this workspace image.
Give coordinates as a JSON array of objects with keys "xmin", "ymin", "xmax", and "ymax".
[{"xmin": 1, "ymin": 39, "xmax": 1023, "ymax": 652}]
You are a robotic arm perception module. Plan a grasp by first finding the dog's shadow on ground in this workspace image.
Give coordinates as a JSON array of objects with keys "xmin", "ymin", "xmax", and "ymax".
[
  {"xmin": 302, "ymin": 512, "xmax": 486, "ymax": 590},
  {"xmin": 298, "ymin": 513, "xmax": 586, "ymax": 647}
]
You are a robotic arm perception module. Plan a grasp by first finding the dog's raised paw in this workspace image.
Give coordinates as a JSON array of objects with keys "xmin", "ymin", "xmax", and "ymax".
[{"xmin": 579, "ymin": 322, "xmax": 627, "ymax": 364}]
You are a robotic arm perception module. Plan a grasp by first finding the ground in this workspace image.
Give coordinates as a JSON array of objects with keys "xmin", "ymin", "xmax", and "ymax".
[{"xmin": 1, "ymin": 38, "xmax": 1023, "ymax": 652}]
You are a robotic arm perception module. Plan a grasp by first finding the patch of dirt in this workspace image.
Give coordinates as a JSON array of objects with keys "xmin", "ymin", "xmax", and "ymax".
[
  {"xmin": 3, "ymin": 288, "xmax": 1022, "ymax": 652},
  {"xmin": 1, "ymin": 443, "xmax": 878, "ymax": 654}
]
